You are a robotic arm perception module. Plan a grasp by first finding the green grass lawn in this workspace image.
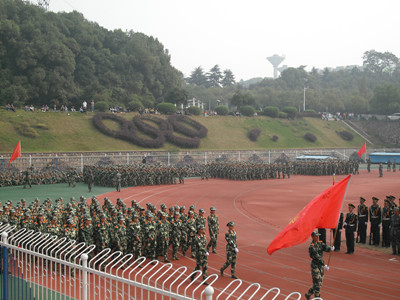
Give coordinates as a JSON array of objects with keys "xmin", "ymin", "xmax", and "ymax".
[
  {"xmin": 0, "ymin": 183, "xmax": 114, "ymax": 205},
  {"xmin": 0, "ymin": 109, "xmax": 367, "ymax": 153}
]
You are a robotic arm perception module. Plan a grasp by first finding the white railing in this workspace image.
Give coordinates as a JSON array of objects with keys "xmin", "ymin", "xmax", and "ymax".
[
  {"xmin": 1, "ymin": 148, "xmax": 395, "ymax": 172},
  {"xmin": 0, "ymin": 225, "xmax": 311, "ymax": 299}
]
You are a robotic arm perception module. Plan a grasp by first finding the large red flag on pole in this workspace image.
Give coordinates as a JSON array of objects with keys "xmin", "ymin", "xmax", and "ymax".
[
  {"xmin": 8, "ymin": 140, "xmax": 21, "ymax": 166},
  {"xmin": 357, "ymin": 143, "xmax": 366, "ymax": 158},
  {"xmin": 267, "ymin": 175, "xmax": 351, "ymax": 255}
]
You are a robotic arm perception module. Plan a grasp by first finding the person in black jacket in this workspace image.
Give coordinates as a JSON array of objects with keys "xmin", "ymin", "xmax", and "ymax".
[
  {"xmin": 332, "ymin": 212, "xmax": 343, "ymax": 251},
  {"xmin": 344, "ymin": 203, "xmax": 357, "ymax": 254}
]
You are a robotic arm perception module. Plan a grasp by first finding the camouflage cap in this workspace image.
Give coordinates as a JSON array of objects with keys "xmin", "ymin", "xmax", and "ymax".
[
  {"xmin": 174, "ymin": 211, "xmax": 180, "ymax": 215},
  {"xmin": 188, "ymin": 211, "xmax": 194, "ymax": 215},
  {"xmin": 118, "ymin": 215, "xmax": 125, "ymax": 221},
  {"xmin": 67, "ymin": 218, "xmax": 74, "ymax": 224},
  {"xmin": 84, "ymin": 215, "xmax": 92, "ymax": 221},
  {"xmin": 210, "ymin": 207, "xmax": 216, "ymax": 211},
  {"xmin": 169, "ymin": 207, "xmax": 174, "ymax": 212},
  {"xmin": 197, "ymin": 224, "xmax": 205, "ymax": 230},
  {"xmin": 132, "ymin": 213, "xmax": 139, "ymax": 218},
  {"xmin": 100, "ymin": 213, "xmax": 107, "ymax": 219},
  {"xmin": 21, "ymin": 198, "xmax": 26, "ymax": 202},
  {"xmin": 160, "ymin": 203, "xmax": 166, "ymax": 209},
  {"xmin": 199, "ymin": 209, "xmax": 205, "ymax": 213},
  {"xmin": 311, "ymin": 231, "xmax": 320, "ymax": 237},
  {"xmin": 189, "ymin": 205, "xmax": 195, "ymax": 209},
  {"xmin": 180, "ymin": 206, "xmax": 186, "ymax": 210},
  {"xmin": 372, "ymin": 197, "xmax": 379, "ymax": 201},
  {"xmin": 226, "ymin": 221, "xmax": 235, "ymax": 226}
]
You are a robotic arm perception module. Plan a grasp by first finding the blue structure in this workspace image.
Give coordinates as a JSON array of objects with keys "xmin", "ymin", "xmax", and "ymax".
[
  {"xmin": 296, "ymin": 155, "xmax": 337, "ymax": 161},
  {"xmin": 368, "ymin": 152, "xmax": 400, "ymax": 164}
]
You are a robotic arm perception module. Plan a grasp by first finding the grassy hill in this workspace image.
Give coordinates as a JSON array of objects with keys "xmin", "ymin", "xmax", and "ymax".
[{"xmin": 0, "ymin": 110, "xmax": 367, "ymax": 153}]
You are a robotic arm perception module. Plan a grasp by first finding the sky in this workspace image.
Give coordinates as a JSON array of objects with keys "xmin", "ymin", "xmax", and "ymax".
[{"xmin": 48, "ymin": 0, "xmax": 400, "ymax": 81}]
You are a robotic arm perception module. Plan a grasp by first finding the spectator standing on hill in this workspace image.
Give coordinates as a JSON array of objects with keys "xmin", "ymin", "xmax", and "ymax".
[
  {"xmin": 91, "ymin": 100, "xmax": 95, "ymax": 112},
  {"xmin": 82, "ymin": 100, "xmax": 87, "ymax": 113}
]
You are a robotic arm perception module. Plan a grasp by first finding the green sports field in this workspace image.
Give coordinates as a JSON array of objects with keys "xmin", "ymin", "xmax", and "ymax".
[{"xmin": 0, "ymin": 183, "xmax": 115, "ymax": 205}]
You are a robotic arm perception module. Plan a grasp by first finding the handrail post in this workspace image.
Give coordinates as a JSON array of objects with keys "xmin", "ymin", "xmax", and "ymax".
[
  {"xmin": 205, "ymin": 286, "xmax": 214, "ymax": 300},
  {"xmin": 2, "ymin": 232, "xmax": 9, "ymax": 300},
  {"xmin": 81, "ymin": 253, "xmax": 88, "ymax": 300}
]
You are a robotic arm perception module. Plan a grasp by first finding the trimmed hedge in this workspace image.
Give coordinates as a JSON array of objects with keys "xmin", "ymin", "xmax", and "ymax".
[
  {"xmin": 304, "ymin": 132, "xmax": 317, "ymax": 143},
  {"xmin": 134, "ymin": 115, "xmax": 201, "ymax": 148},
  {"xmin": 240, "ymin": 105, "xmax": 256, "ymax": 117},
  {"xmin": 167, "ymin": 115, "xmax": 208, "ymax": 138},
  {"xmin": 188, "ymin": 106, "xmax": 202, "ymax": 116},
  {"xmin": 271, "ymin": 135, "xmax": 279, "ymax": 142},
  {"xmin": 248, "ymin": 128, "xmax": 261, "ymax": 141},
  {"xmin": 263, "ymin": 106, "xmax": 280, "ymax": 118},
  {"xmin": 92, "ymin": 113, "xmax": 207, "ymax": 148},
  {"xmin": 156, "ymin": 102, "xmax": 177, "ymax": 114},
  {"xmin": 282, "ymin": 106, "xmax": 297, "ymax": 119},
  {"xmin": 215, "ymin": 105, "xmax": 229, "ymax": 116},
  {"xmin": 278, "ymin": 112, "xmax": 288, "ymax": 118},
  {"xmin": 96, "ymin": 101, "xmax": 109, "ymax": 112},
  {"xmin": 337, "ymin": 130, "xmax": 354, "ymax": 141},
  {"xmin": 127, "ymin": 99, "xmax": 143, "ymax": 111}
]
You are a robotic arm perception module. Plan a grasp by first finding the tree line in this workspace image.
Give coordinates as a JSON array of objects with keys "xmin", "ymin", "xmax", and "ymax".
[
  {"xmin": 1, "ymin": 0, "xmax": 400, "ymax": 116},
  {"xmin": 0, "ymin": 0, "xmax": 184, "ymax": 110},
  {"xmin": 185, "ymin": 50, "xmax": 400, "ymax": 115}
]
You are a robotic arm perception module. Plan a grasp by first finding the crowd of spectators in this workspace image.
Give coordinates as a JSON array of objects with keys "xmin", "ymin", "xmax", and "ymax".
[
  {"xmin": 6, "ymin": 100, "xmax": 95, "ymax": 114},
  {"xmin": 5, "ymin": 104, "xmax": 16, "ymax": 112}
]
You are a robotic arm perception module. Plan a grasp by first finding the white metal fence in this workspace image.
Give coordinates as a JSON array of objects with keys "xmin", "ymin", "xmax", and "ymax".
[
  {"xmin": 1, "ymin": 148, "xmax": 392, "ymax": 173},
  {"xmin": 0, "ymin": 225, "xmax": 309, "ymax": 300}
]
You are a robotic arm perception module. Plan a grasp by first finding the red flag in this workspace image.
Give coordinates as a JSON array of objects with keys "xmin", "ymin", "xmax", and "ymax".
[
  {"xmin": 267, "ymin": 175, "xmax": 351, "ymax": 255},
  {"xmin": 357, "ymin": 143, "xmax": 366, "ymax": 158},
  {"xmin": 8, "ymin": 140, "xmax": 21, "ymax": 166}
]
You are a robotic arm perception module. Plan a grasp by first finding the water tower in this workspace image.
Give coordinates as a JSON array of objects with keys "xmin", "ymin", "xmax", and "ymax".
[{"xmin": 267, "ymin": 54, "xmax": 285, "ymax": 79}]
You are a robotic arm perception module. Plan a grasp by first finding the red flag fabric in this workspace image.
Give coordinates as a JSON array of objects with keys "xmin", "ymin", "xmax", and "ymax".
[
  {"xmin": 8, "ymin": 140, "xmax": 21, "ymax": 166},
  {"xmin": 267, "ymin": 175, "xmax": 351, "ymax": 255},
  {"xmin": 357, "ymin": 143, "xmax": 366, "ymax": 158}
]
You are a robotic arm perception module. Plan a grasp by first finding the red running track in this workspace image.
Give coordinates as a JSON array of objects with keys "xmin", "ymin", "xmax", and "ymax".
[{"xmin": 98, "ymin": 170, "xmax": 400, "ymax": 300}]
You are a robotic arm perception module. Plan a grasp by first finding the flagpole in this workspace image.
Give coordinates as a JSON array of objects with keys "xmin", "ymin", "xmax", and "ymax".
[{"xmin": 327, "ymin": 175, "xmax": 352, "ymax": 267}]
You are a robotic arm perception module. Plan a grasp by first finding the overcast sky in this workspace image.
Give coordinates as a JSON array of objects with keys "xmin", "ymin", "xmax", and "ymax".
[{"xmin": 48, "ymin": 0, "xmax": 400, "ymax": 81}]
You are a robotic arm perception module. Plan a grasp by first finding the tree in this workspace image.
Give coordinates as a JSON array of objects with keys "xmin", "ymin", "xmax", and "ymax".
[
  {"xmin": 164, "ymin": 87, "xmax": 188, "ymax": 106},
  {"xmin": 221, "ymin": 69, "xmax": 235, "ymax": 87},
  {"xmin": 363, "ymin": 50, "xmax": 399, "ymax": 74},
  {"xmin": 370, "ymin": 84, "xmax": 400, "ymax": 115},
  {"xmin": 187, "ymin": 66, "xmax": 208, "ymax": 86},
  {"xmin": 206, "ymin": 64, "xmax": 223, "ymax": 87},
  {"xmin": 230, "ymin": 90, "xmax": 255, "ymax": 109}
]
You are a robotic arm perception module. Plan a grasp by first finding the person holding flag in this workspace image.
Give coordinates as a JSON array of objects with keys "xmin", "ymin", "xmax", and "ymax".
[
  {"xmin": 267, "ymin": 175, "xmax": 351, "ymax": 299},
  {"xmin": 305, "ymin": 231, "xmax": 333, "ymax": 300}
]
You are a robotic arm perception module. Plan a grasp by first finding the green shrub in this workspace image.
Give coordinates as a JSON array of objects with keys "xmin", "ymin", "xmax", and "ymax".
[
  {"xmin": 304, "ymin": 109, "xmax": 316, "ymax": 113},
  {"xmin": 337, "ymin": 130, "xmax": 354, "ymax": 141},
  {"xmin": 156, "ymin": 102, "xmax": 177, "ymax": 115},
  {"xmin": 240, "ymin": 105, "xmax": 256, "ymax": 116},
  {"xmin": 263, "ymin": 106, "xmax": 280, "ymax": 118},
  {"xmin": 282, "ymin": 106, "xmax": 297, "ymax": 118},
  {"xmin": 215, "ymin": 105, "xmax": 229, "ymax": 116},
  {"xmin": 96, "ymin": 101, "xmax": 109, "ymax": 112},
  {"xmin": 304, "ymin": 132, "xmax": 317, "ymax": 142},
  {"xmin": 271, "ymin": 135, "xmax": 279, "ymax": 142},
  {"xmin": 188, "ymin": 106, "xmax": 202, "ymax": 115},
  {"xmin": 127, "ymin": 99, "xmax": 143, "ymax": 112},
  {"xmin": 278, "ymin": 112, "xmax": 288, "ymax": 118},
  {"xmin": 248, "ymin": 128, "xmax": 261, "ymax": 141}
]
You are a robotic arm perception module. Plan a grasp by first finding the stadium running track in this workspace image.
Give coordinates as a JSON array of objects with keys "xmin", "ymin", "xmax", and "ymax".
[{"xmin": 97, "ymin": 170, "xmax": 400, "ymax": 300}]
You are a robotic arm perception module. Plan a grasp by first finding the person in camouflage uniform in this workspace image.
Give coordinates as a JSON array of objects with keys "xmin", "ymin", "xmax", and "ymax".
[
  {"xmin": 143, "ymin": 212, "xmax": 157, "ymax": 262},
  {"xmin": 207, "ymin": 207, "xmax": 219, "ymax": 253},
  {"xmin": 23, "ymin": 168, "xmax": 32, "ymax": 189},
  {"xmin": 305, "ymin": 231, "xmax": 333, "ymax": 300},
  {"xmin": 33, "ymin": 211, "xmax": 47, "ymax": 233},
  {"xmin": 128, "ymin": 213, "xmax": 142, "ymax": 260},
  {"xmin": 79, "ymin": 215, "xmax": 94, "ymax": 246},
  {"xmin": 179, "ymin": 206, "xmax": 188, "ymax": 256},
  {"xmin": 170, "ymin": 211, "xmax": 182, "ymax": 260},
  {"xmin": 185, "ymin": 211, "xmax": 197, "ymax": 258},
  {"xmin": 190, "ymin": 225, "xmax": 209, "ymax": 285},
  {"xmin": 157, "ymin": 212, "xmax": 170, "ymax": 262},
  {"xmin": 220, "ymin": 221, "xmax": 238, "ymax": 279},
  {"xmin": 113, "ymin": 215, "xmax": 127, "ymax": 253},
  {"xmin": 64, "ymin": 218, "xmax": 78, "ymax": 241},
  {"xmin": 47, "ymin": 216, "xmax": 62, "ymax": 238},
  {"xmin": 95, "ymin": 214, "xmax": 110, "ymax": 254}
]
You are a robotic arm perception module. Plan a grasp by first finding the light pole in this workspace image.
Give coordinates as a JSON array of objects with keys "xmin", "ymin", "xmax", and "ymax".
[{"xmin": 303, "ymin": 79, "xmax": 308, "ymax": 112}]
